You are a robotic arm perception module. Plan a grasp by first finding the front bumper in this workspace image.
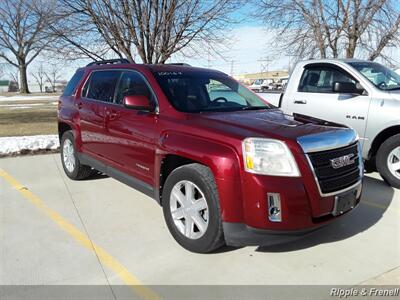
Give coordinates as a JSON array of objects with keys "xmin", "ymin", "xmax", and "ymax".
[
  {"xmin": 223, "ymin": 222, "xmax": 325, "ymax": 247},
  {"xmin": 224, "ymin": 181, "xmax": 362, "ymax": 246}
]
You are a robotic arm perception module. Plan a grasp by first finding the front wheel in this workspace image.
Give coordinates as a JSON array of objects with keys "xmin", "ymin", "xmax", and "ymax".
[
  {"xmin": 162, "ymin": 163, "xmax": 225, "ymax": 253},
  {"xmin": 376, "ymin": 134, "xmax": 400, "ymax": 189},
  {"xmin": 61, "ymin": 131, "xmax": 94, "ymax": 180}
]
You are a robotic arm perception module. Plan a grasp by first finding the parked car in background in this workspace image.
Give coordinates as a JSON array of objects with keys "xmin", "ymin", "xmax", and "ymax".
[
  {"xmin": 58, "ymin": 59, "xmax": 363, "ymax": 253},
  {"xmin": 248, "ymin": 79, "xmax": 272, "ymax": 92},
  {"xmin": 274, "ymin": 59, "xmax": 400, "ymax": 188}
]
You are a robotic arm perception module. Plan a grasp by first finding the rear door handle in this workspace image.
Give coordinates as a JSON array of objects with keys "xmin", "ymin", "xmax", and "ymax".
[{"xmin": 294, "ymin": 100, "xmax": 307, "ymax": 104}]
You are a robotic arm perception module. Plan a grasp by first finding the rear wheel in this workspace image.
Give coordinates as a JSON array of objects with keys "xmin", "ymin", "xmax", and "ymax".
[
  {"xmin": 376, "ymin": 134, "xmax": 400, "ymax": 189},
  {"xmin": 162, "ymin": 163, "xmax": 225, "ymax": 253},
  {"xmin": 61, "ymin": 131, "xmax": 94, "ymax": 180}
]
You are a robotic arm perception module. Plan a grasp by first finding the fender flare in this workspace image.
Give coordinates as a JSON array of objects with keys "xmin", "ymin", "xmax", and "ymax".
[{"xmin": 156, "ymin": 131, "xmax": 244, "ymax": 222}]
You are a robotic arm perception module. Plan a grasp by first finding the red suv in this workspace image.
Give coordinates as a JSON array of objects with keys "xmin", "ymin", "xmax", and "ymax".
[{"xmin": 58, "ymin": 59, "xmax": 363, "ymax": 253}]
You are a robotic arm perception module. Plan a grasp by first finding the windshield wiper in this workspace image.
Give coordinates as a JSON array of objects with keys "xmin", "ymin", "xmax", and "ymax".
[
  {"xmin": 387, "ymin": 86, "xmax": 400, "ymax": 91},
  {"xmin": 241, "ymin": 106, "xmax": 270, "ymax": 111}
]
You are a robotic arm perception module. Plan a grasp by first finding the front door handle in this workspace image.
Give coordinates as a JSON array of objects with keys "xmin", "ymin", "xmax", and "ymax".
[
  {"xmin": 107, "ymin": 110, "xmax": 119, "ymax": 120},
  {"xmin": 294, "ymin": 100, "xmax": 307, "ymax": 104}
]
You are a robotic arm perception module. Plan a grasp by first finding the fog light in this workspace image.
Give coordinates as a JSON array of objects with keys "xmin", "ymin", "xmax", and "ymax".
[{"xmin": 267, "ymin": 193, "xmax": 282, "ymax": 222}]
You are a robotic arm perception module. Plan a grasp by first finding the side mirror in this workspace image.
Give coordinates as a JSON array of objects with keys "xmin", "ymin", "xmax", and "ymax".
[
  {"xmin": 123, "ymin": 95, "xmax": 152, "ymax": 111},
  {"xmin": 333, "ymin": 82, "xmax": 364, "ymax": 95}
]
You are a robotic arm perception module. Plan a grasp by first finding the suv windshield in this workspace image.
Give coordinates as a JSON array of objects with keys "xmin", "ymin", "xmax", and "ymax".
[
  {"xmin": 348, "ymin": 61, "xmax": 400, "ymax": 91},
  {"xmin": 153, "ymin": 72, "xmax": 272, "ymax": 112}
]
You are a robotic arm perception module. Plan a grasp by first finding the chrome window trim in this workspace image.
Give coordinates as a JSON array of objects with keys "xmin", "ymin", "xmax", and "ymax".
[{"xmin": 79, "ymin": 68, "xmax": 160, "ymax": 114}]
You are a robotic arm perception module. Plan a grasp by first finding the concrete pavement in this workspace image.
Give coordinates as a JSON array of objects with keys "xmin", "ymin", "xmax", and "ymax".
[{"xmin": 0, "ymin": 154, "xmax": 399, "ymax": 290}]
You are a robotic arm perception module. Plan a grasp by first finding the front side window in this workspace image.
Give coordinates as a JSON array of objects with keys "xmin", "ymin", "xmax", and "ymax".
[
  {"xmin": 84, "ymin": 71, "xmax": 121, "ymax": 102},
  {"xmin": 115, "ymin": 71, "xmax": 153, "ymax": 105},
  {"xmin": 348, "ymin": 61, "xmax": 400, "ymax": 91},
  {"xmin": 153, "ymin": 72, "xmax": 271, "ymax": 113},
  {"xmin": 298, "ymin": 67, "xmax": 356, "ymax": 93}
]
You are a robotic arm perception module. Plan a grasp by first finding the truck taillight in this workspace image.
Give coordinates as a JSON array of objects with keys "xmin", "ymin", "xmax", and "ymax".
[{"xmin": 267, "ymin": 193, "xmax": 282, "ymax": 222}]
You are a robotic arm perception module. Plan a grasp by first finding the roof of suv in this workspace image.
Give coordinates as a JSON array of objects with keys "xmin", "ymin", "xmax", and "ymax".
[{"xmin": 83, "ymin": 61, "xmax": 226, "ymax": 76}]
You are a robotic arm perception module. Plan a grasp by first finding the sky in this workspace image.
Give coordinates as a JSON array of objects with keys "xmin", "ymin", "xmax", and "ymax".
[
  {"xmin": 26, "ymin": 3, "xmax": 292, "ymax": 81},
  {"xmin": 2, "ymin": 3, "xmax": 399, "ymax": 83},
  {"xmin": 22, "ymin": 24, "xmax": 290, "ymax": 82},
  {"xmin": 169, "ymin": 26, "xmax": 291, "ymax": 75}
]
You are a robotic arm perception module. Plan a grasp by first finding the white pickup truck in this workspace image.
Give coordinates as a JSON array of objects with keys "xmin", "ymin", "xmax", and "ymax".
[{"xmin": 269, "ymin": 59, "xmax": 400, "ymax": 188}]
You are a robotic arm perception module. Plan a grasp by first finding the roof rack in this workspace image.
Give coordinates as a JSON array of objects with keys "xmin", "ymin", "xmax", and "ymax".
[
  {"xmin": 166, "ymin": 63, "xmax": 191, "ymax": 66},
  {"xmin": 86, "ymin": 58, "xmax": 131, "ymax": 67}
]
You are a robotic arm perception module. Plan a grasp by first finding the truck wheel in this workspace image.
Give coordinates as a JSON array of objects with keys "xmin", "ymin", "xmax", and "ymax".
[
  {"xmin": 61, "ymin": 131, "xmax": 94, "ymax": 180},
  {"xmin": 162, "ymin": 163, "xmax": 225, "ymax": 253},
  {"xmin": 376, "ymin": 134, "xmax": 400, "ymax": 189}
]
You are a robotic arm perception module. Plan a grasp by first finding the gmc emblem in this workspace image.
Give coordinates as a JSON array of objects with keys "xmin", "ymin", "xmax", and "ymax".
[{"xmin": 330, "ymin": 154, "xmax": 356, "ymax": 169}]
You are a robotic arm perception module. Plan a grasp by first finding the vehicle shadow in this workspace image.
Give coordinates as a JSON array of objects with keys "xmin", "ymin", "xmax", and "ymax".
[
  {"xmin": 82, "ymin": 171, "xmax": 109, "ymax": 181},
  {"xmin": 255, "ymin": 175, "xmax": 394, "ymax": 253}
]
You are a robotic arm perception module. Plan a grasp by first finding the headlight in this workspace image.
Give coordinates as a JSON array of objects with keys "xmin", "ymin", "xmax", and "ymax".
[{"xmin": 242, "ymin": 138, "xmax": 300, "ymax": 176}]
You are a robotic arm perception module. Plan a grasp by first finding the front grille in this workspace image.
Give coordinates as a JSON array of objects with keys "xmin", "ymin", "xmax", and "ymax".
[{"xmin": 307, "ymin": 143, "xmax": 361, "ymax": 194}]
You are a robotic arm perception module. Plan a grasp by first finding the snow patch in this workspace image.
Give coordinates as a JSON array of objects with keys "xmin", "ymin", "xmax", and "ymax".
[
  {"xmin": 0, "ymin": 135, "xmax": 59, "ymax": 155},
  {"xmin": 0, "ymin": 95, "xmax": 59, "ymax": 101},
  {"xmin": 0, "ymin": 103, "xmax": 54, "ymax": 107}
]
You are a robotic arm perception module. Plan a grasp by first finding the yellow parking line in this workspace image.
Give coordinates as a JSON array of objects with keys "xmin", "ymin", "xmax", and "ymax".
[{"xmin": 0, "ymin": 168, "xmax": 160, "ymax": 300}]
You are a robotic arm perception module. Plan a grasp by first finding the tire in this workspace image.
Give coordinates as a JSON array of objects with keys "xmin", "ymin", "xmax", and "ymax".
[
  {"xmin": 364, "ymin": 158, "xmax": 376, "ymax": 173},
  {"xmin": 60, "ymin": 131, "xmax": 94, "ymax": 180},
  {"xmin": 162, "ymin": 163, "xmax": 225, "ymax": 253},
  {"xmin": 376, "ymin": 134, "xmax": 400, "ymax": 189}
]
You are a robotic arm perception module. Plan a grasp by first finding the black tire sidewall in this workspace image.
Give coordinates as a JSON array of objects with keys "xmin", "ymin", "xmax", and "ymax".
[
  {"xmin": 162, "ymin": 165, "xmax": 223, "ymax": 253},
  {"xmin": 60, "ymin": 131, "xmax": 80, "ymax": 179},
  {"xmin": 376, "ymin": 134, "xmax": 400, "ymax": 188}
]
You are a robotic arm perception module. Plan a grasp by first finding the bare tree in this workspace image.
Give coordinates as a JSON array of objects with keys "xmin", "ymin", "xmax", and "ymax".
[
  {"xmin": 44, "ymin": 63, "xmax": 63, "ymax": 92},
  {"xmin": 0, "ymin": 0, "xmax": 60, "ymax": 93},
  {"xmin": 258, "ymin": 0, "xmax": 400, "ymax": 61},
  {"xmin": 30, "ymin": 63, "xmax": 46, "ymax": 92},
  {"xmin": 56, "ymin": 0, "xmax": 243, "ymax": 64},
  {"xmin": 8, "ymin": 68, "xmax": 19, "ymax": 90},
  {"xmin": 0, "ymin": 64, "xmax": 4, "ymax": 79}
]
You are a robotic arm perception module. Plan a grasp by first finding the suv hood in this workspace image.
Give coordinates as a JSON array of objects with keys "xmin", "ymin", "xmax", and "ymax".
[{"xmin": 188, "ymin": 109, "xmax": 346, "ymax": 142}]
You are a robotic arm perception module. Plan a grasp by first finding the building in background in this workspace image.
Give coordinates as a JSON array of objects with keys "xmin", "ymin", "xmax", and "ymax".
[
  {"xmin": 23, "ymin": 80, "xmax": 67, "ymax": 93},
  {"xmin": 233, "ymin": 71, "xmax": 289, "ymax": 86},
  {"xmin": 0, "ymin": 80, "xmax": 19, "ymax": 93}
]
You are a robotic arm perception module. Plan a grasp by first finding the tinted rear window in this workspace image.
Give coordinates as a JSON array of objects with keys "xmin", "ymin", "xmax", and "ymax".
[
  {"xmin": 62, "ymin": 70, "xmax": 84, "ymax": 96},
  {"xmin": 85, "ymin": 71, "xmax": 121, "ymax": 102}
]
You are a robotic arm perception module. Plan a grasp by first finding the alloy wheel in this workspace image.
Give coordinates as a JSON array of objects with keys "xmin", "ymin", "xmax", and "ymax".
[
  {"xmin": 387, "ymin": 146, "xmax": 400, "ymax": 180},
  {"xmin": 169, "ymin": 180, "xmax": 209, "ymax": 239},
  {"xmin": 63, "ymin": 139, "xmax": 76, "ymax": 173}
]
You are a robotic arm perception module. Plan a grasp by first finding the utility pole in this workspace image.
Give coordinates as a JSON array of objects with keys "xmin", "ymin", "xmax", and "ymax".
[
  {"xmin": 287, "ymin": 55, "xmax": 297, "ymax": 73},
  {"xmin": 230, "ymin": 60, "xmax": 236, "ymax": 76},
  {"xmin": 257, "ymin": 57, "xmax": 272, "ymax": 77},
  {"xmin": 207, "ymin": 46, "xmax": 212, "ymax": 68}
]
